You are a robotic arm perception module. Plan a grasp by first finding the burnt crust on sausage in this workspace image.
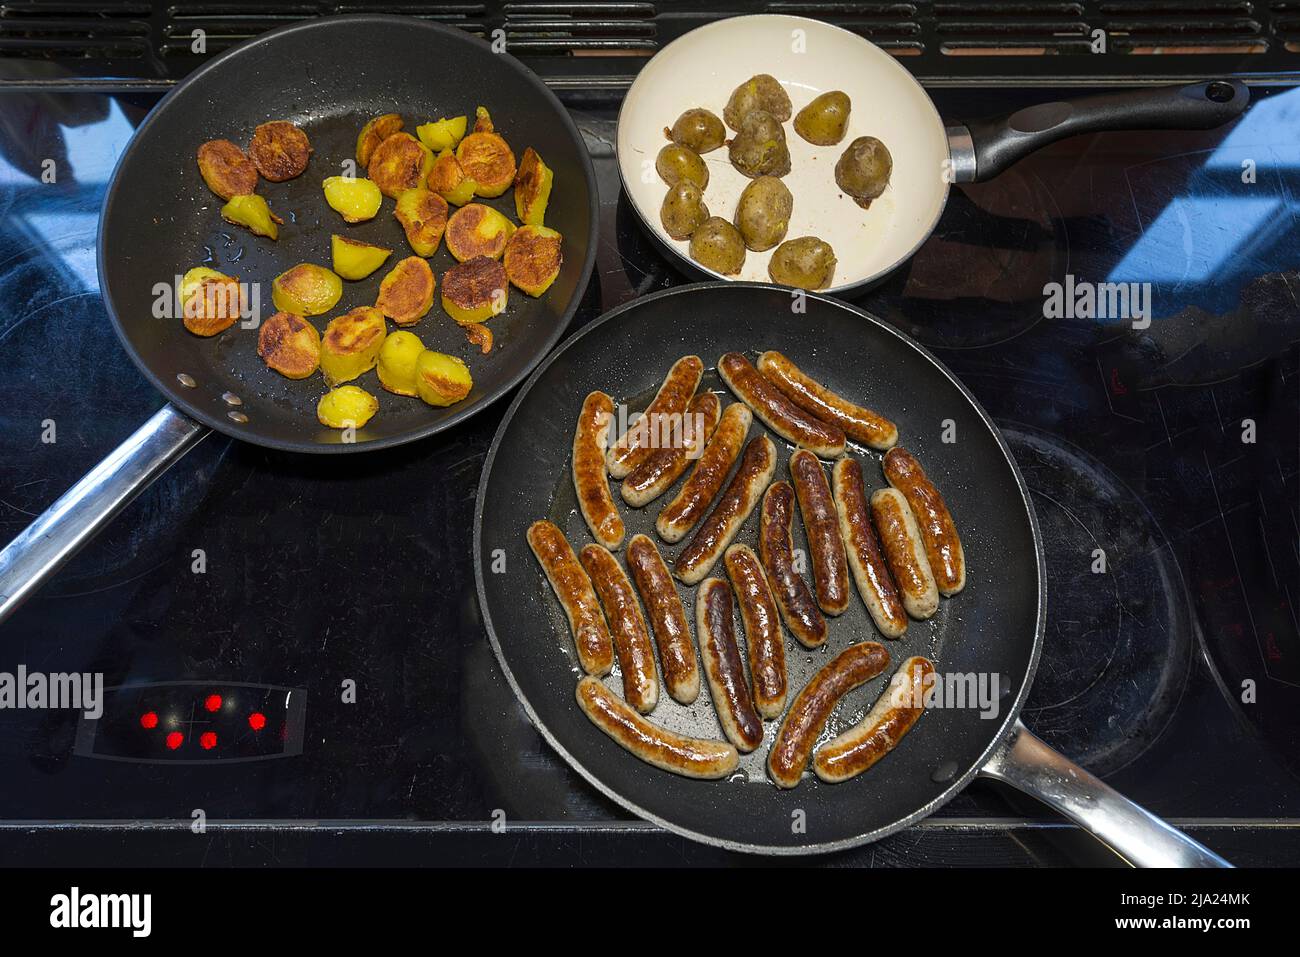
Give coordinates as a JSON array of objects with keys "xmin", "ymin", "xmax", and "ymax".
[
  {"xmin": 757, "ymin": 350, "xmax": 898, "ymax": 451},
  {"xmin": 695, "ymin": 578, "xmax": 765, "ymax": 752},
  {"xmin": 674, "ymin": 434, "xmax": 777, "ymax": 585},
  {"xmin": 870, "ymin": 487, "xmax": 939, "ymax": 620},
  {"xmin": 527, "ymin": 520, "xmax": 614, "ymax": 675},
  {"xmin": 656, "ymin": 402, "xmax": 751, "ymax": 544},
  {"xmin": 572, "ymin": 391, "xmax": 625, "ymax": 550},
  {"xmin": 814, "ymin": 655, "xmax": 933, "ymax": 783},
  {"xmin": 608, "ymin": 355, "xmax": 705, "ymax": 479},
  {"xmin": 622, "ymin": 391, "xmax": 721, "ymax": 508},
  {"xmin": 724, "ymin": 543, "xmax": 787, "ymax": 719},
  {"xmin": 882, "ymin": 447, "xmax": 966, "ymax": 597},
  {"xmin": 758, "ymin": 481, "xmax": 828, "ymax": 648},
  {"xmin": 580, "ymin": 544, "xmax": 659, "ymax": 713},
  {"xmin": 789, "ymin": 449, "xmax": 851, "ymax": 616},
  {"xmin": 717, "ymin": 352, "xmax": 845, "ymax": 457},
  {"xmin": 831, "ymin": 457, "xmax": 908, "ymax": 638},
  {"xmin": 626, "ymin": 534, "xmax": 700, "ymax": 704}
]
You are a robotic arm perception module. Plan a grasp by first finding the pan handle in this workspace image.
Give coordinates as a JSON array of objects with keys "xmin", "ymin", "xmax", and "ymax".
[
  {"xmin": 979, "ymin": 720, "xmax": 1232, "ymax": 867},
  {"xmin": 0, "ymin": 404, "xmax": 207, "ymax": 627},
  {"xmin": 947, "ymin": 79, "xmax": 1249, "ymax": 183}
]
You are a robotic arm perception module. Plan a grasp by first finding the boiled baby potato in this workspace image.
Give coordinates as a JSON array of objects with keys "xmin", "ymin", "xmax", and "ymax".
[
  {"xmin": 376, "ymin": 330, "xmax": 424, "ymax": 396},
  {"xmin": 272, "ymin": 263, "xmax": 342, "ymax": 317},
  {"xmin": 689, "ymin": 217, "xmax": 746, "ymax": 276},
  {"xmin": 660, "ymin": 181, "xmax": 709, "ymax": 241},
  {"xmin": 181, "ymin": 269, "xmax": 242, "ymax": 337},
  {"xmin": 417, "ymin": 115, "xmax": 467, "ymax": 153},
  {"xmin": 356, "ymin": 113, "xmax": 403, "ymax": 167},
  {"xmin": 835, "ymin": 135, "xmax": 892, "ymax": 209},
  {"xmin": 668, "ymin": 108, "xmax": 725, "ymax": 154},
  {"xmin": 376, "ymin": 256, "xmax": 436, "ymax": 326},
  {"xmin": 394, "ymin": 188, "xmax": 450, "ymax": 257},
  {"xmin": 257, "ymin": 311, "xmax": 321, "ymax": 379},
  {"xmin": 723, "ymin": 74, "xmax": 792, "ymax": 130},
  {"xmin": 456, "ymin": 107, "xmax": 516, "ymax": 198},
  {"xmin": 323, "ymin": 176, "xmax": 383, "ymax": 223},
  {"xmin": 318, "ymin": 385, "xmax": 378, "ymax": 429},
  {"xmin": 249, "ymin": 120, "xmax": 311, "ymax": 182},
  {"xmin": 733, "ymin": 175, "xmax": 792, "ymax": 252},
  {"xmin": 655, "ymin": 144, "xmax": 708, "ymax": 190},
  {"xmin": 368, "ymin": 131, "xmax": 434, "ymax": 199},
  {"xmin": 221, "ymin": 194, "xmax": 282, "ymax": 240},
  {"xmin": 197, "ymin": 139, "xmax": 257, "ymax": 200},
  {"xmin": 415, "ymin": 350, "xmax": 473, "ymax": 407},
  {"xmin": 320, "ymin": 306, "xmax": 387, "ymax": 387},
  {"xmin": 427, "ymin": 149, "xmax": 478, "ymax": 207},
  {"xmin": 332, "ymin": 234, "xmax": 393, "ymax": 281},
  {"xmin": 503, "ymin": 225, "xmax": 563, "ymax": 297},
  {"xmin": 442, "ymin": 256, "xmax": 508, "ymax": 325},
  {"xmin": 514, "ymin": 147, "xmax": 553, "ymax": 226},
  {"xmin": 794, "ymin": 90, "xmax": 851, "ymax": 146},
  {"xmin": 728, "ymin": 110, "xmax": 790, "ymax": 179},
  {"xmin": 446, "ymin": 203, "xmax": 515, "ymax": 262},
  {"xmin": 768, "ymin": 236, "xmax": 837, "ymax": 290}
]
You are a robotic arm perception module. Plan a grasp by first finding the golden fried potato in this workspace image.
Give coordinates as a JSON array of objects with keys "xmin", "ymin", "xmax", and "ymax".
[
  {"xmin": 441, "ymin": 256, "xmax": 508, "ymax": 325},
  {"xmin": 503, "ymin": 224, "xmax": 562, "ymax": 297},
  {"xmin": 182, "ymin": 271, "xmax": 243, "ymax": 337},
  {"xmin": 323, "ymin": 176, "xmax": 383, "ymax": 223},
  {"xmin": 427, "ymin": 150, "xmax": 477, "ymax": 206},
  {"xmin": 249, "ymin": 121, "xmax": 311, "ymax": 182},
  {"xmin": 257, "ymin": 311, "xmax": 320, "ymax": 379},
  {"xmin": 376, "ymin": 330, "xmax": 424, "ymax": 396},
  {"xmin": 456, "ymin": 107, "xmax": 516, "ymax": 198},
  {"xmin": 320, "ymin": 306, "xmax": 387, "ymax": 387},
  {"xmin": 272, "ymin": 263, "xmax": 343, "ymax": 316},
  {"xmin": 180, "ymin": 267, "xmax": 226, "ymax": 306},
  {"xmin": 445, "ymin": 203, "xmax": 515, "ymax": 262},
  {"xmin": 318, "ymin": 385, "xmax": 378, "ymax": 429},
  {"xmin": 393, "ymin": 188, "xmax": 449, "ymax": 257},
  {"xmin": 464, "ymin": 322, "xmax": 493, "ymax": 354},
  {"xmin": 221, "ymin": 194, "xmax": 282, "ymax": 240},
  {"xmin": 356, "ymin": 113, "xmax": 403, "ymax": 168},
  {"xmin": 415, "ymin": 350, "xmax": 473, "ymax": 407},
  {"xmin": 197, "ymin": 139, "xmax": 257, "ymax": 200},
  {"xmin": 514, "ymin": 147, "xmax": 553, "ymax": 226},
  {"xmin": 376, "ymin": 256, "xmax": 435, "ymax": 326},
  {"xmin": 368, "ymin": 132, "xmax": 434, "ymax": 199},
  {"xmin": 416, "ymin": 115, "xmax": 467, "ymax": 153},
  {"xmin": 331, "ymin": 234, "xmax": 393, "ymax": 281}
]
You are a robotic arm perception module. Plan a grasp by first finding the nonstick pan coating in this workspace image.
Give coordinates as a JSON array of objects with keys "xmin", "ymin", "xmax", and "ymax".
[
  {"xmin": 98, "ymin": 14, "xmax": 598, "ymax": 454},
  {"xmin": 475, "ymin": 283, "xmax": 1045, "ymax": 854}
]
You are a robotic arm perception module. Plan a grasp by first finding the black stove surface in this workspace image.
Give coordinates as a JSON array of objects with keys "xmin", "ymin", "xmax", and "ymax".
[{"xmin": 0, "ymin": 80, "xmax": 1296, "ymax": 867}]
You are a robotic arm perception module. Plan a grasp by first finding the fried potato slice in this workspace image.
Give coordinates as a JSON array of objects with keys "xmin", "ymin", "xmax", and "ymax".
[
  {"xmin": 416, "ymin": 115, "xmax": 467, "ymax": 153},
  {"xmin": 182, "ymin": 272, "xmax": 243, "ymax": 337},
  {"xmin": 197, "ymin": 139, "xmax": 258, "ymax": 200},
  {"xmin": 356, "ymin": 113, "xmax": 403, "ymax": 168},
  {"xmin": 376, "ymin": 330, "xmax": 424, "ymax": 396},
  {"xmin": 445, "ymin": 203, "xmax": 515, "ymax": 262},
  {"xmin": 368, "ymin": 131, "xmax": 434, "ymax": 199},
  {"xmin": 456, "ymin": 107, "xmax": 516, "ymax": 198},
  {"xmin": 318, "ymin": 385, "xmax": 378, "ymax": 429},
  {"xmin": 272, "ymin": 263, "xmax": 343, "ymax": 316},
  {"xmin": 249, "ymin": 120, "xmax": 312, "ymax": 182},
  {"xmin": 415, "ymin": 350, "xmax": 473, "ymax": 407},
  {"xmin": 394, "ymin": 188, "xmax": 449, "ymax": 257},
  {"xmin": 320, "ymin": 306, "xmax": 387, "ymax": 387},
  {"xmin": 376, "ymin": 256, "xmax": 435, "ymax": 326},
  {"xmin": 331, "ymin": 234, "xmax": 393, "ymax": 281},
  {"xmin": 514, "ymin": 147, "xmax": 553, "ymax": 226},
  {"xmin": 221, "ymin": 194, "xmax": 283, "ymax": 240},
  {"xmin": 503, "ymin": 224, "xmax": 563, "ymax": 297},
  {"xmin": 257, "ymin": 311, "xmax": 321, "ymax": 379},
  {"xmin": 427, "ymin": 150, "xmax": 477, "ymax": 206},
  {"xmin": 323, "ymin": 176, "xmax": 383, "ymax": 223},
  {"xmin": 441, "ymin": 256, "xmax": 508, "ymax": 325},
  {"xmin": 464, "ymin": 322, "xmax": 493, "ymax": 354}
]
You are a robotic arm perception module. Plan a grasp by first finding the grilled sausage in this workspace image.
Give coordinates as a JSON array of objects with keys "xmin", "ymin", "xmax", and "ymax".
[
  {"xmin": 607, "ymin": 355, "xmax": 704, "ymax": 479},
  {"xmin": 573, "ymin": 391, "xmax": 624, "ymax": 550},
  {"xmin": 717, "ymin": 352, "xmax": 845, "ymax": 458},
  {"xmin": 527, "ymin": 520, "xmax": 615, "ymax": 675},
  {"xmin": 831, "ymin": 458, "xmax": 908, "ymax": 638},
  {"xmin": 758, "ymin": 481, "xmax": 827, "ymax": 648},
  {"xmin": 674, "ymin": 435, "xmax": 777, "ymax": 585},
  {"xmin": 626, "ymin": 534, "xmax": 699, "ymax": 704},
  {"xmin": 882, "ymin": 447, "xmax": 966, "ymax": 597},
  {"xmin": 814, "ymin": 656, "xmax": 934, "ymax": 783},
  {"xmin": 575, "ymin": 676, "xmax": 739, "ymax": 779},
  {"xmin": 621, "ymin": 391, "xmax": 721, "ymax": 508},
  {"xmin": 695, "ymin": 578, "xmax": 764, "ymax": 753},
  {"xmin": 789, "ymin": 449, "xmax": 850, "ymax": 616},
  {"xmin": 580, "ymin": 544, "xmax": 659, "ymax": 713},
  {"xmin": 656, "ymin": 402, "xmax": 750, "ymax": 543},
  {"xmin": 724, "ymin": 544, "xmax": 786, "ymax": 719},
  {"xmin": 870, "ymin": 488, "xmax": 939, "ymax": 620},
  {"xmin": 757, "ymin": 350, "xmax": 898, "ymax": 451},
  {"xmin": 768, "ymin": 641, "xmax": 891, "ymax": 789}
]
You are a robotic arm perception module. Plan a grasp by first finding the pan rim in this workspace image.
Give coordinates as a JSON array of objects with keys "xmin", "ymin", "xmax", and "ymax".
[
  {"xmin": 614, "ymin": 13, "xmax": 954, "ymax": 297},
  {"xmin": 97, "ymin": 12, "xmax": 600, "ymax": 456},
  {"xmin": 473, "ymin": 281, "xmax": 1047, "ymax": 856}
]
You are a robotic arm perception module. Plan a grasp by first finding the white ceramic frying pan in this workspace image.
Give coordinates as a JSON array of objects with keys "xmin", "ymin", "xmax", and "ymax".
[{"xmin": 616, "ymin": 14, "xmax": 1249, "ymax": 295}]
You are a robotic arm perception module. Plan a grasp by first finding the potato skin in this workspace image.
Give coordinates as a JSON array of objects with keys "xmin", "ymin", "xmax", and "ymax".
[
  {"xmin": 441, "ymin": 256, "xmax": 508, "ymax": 325},
  {"xmin": 182, "ymin": 272, "xmax": 243, "ymax": 337},
  {"xmin": 331, "ymin": 234, "xmax": 393, "ymax": 281},
  {"xmin": 257, "ymin": 311, "xmax": 321, "ymax": 379},
  {"xmin": 733, "ymin": 175, "xmax": 792, "ymax": 252},
  {"xmin": 272, "ymin": 263, "xmax": 342, "ymax": 317},
  {"xmin": 656, "ymin": 144, "xmax": 708, "ymax": 190},
  {"xmin": 394, "ymin": 188, "xmax": 449, "ymax": 257},
  {"xmin": 768, "ymin": 236, "xmax": 837, "ymax": 290},
  {"xmin": 320, "ymin": 306, "xmax": 387, "ymax": 387},
  {"xmin": 835, "ymin": 136, "xmax": 893, "ymax": 209},
  {"xmin": 445, "ymin": 203, "xmax": 515, "ymax": 262},
  {"xmin": 514, "ymin": 147, "xmax": 553, "ymax": 226},
  {"xmin": 660, "ymin": 181, "xmax": 709, "ymax": 241},
  {"xmin": 668, "ymin": 108, "xmax": 725, "ymax": 153},
  {"xmin": 249, "ymin": 121, "xmax": 311, "ymax": 181},
  {"xmin": 368, "ymin": 132, "xmax": 434, "ymax": 199},
  {"xmin": 318, "ymin": 385, "xmax": 378, "ymax": 429},
  {"xmin": 794, "ymin": 91, "xmax": 851, "ymax": 146},
  {"xmin": 376, "ymin": 256, "xmax": 436, "ymax": 326},
  {"xmin": 724, "ymin": 74, "xmax": 792, "ymax": 130},
  {"xmin": 728, "ymin": 110, "xmax": 790, "ymax": 179},
  {"xmin": 356, "ymin": 113, "xmax": 403, "ymax": 167},
  {"xmin": 503, "ymin": 225, "xmax": 563, "ymax": 297},
  {"xmin": 689, "ymin": 216, "xmax": 746, "ymax": 275},
  {"xmin": 197, "ymin": 139, "xmax": 257, "ymax": 200}
]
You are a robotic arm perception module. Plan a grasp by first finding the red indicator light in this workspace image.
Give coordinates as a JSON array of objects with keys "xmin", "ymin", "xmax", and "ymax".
[
  {"xmin": 165, "ymin": 731, "xmax": 184, "ymax": 750},
  {"xmin": 199, "ymin": 731, "xmax": 218, "ymax": 750},
  {"xmin": 204, "ymin": 694, "xmax": 222, "ymax": 712},
  {"xmin": 248, "ymin": 712, "xmax": 267, "ymax": 731},
  {"xmin": 140, "ymin": 712, "xmax": 159, "ymax": 729}
]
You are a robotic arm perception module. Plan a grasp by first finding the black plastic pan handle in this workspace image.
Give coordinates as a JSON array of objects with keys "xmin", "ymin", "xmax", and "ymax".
[{"xmin": 948, "ymin": 79, "xmax": 1249, "ymax": 183}]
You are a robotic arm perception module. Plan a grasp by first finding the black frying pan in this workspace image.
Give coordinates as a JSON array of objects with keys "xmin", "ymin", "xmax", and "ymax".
[
  {"xmin": 475, "ymin": 283, "xmax": 1230, "ymax": 863},
  {"xmin": 0, "ymin": 15, "xmax": 597, "ymax": 621}
]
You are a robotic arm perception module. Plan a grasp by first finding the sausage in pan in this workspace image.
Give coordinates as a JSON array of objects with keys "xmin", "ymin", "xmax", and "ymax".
[
  {"xmin": 580, "ymin": 543, "xmax": 659, "ymax": 713},
  {"xmin": 870, "ymin": 487, "xmax": 939, "ymax": 620},
  {"xmin": 656, "ymin": 401, "xmax": 750, "ymax": 543},
  {"xmin": 527, "ymin": 520, "xmax": 615, "ymax": 675},
  {"xmin": 695, "ymin": 578, "xmax": 765, "ymax": 752},
  {"xmin": 724, "ymin": 544, "xmax": 786, "ymax": 719},
  {"xmin": 573, "ymin": 391, "xmax": 624, "ymax": 550},
  {"xmin": 758, "ymin": 481, "xmax": 827, "ymax": 648},
  {"xmin": 882, "ymin": 447, "xmax": 966, "ymax": 596},
  {"xmin": 607, "ymin": 354, "xmax": 704, "ymax": 479},
  {"xmin": 830, "ymin": 458, "xmax": 908, "ymax": 638},
  {"xmin": 757, "ymin": 350, "xmax": 898, "ymax": 450},
  {"xmin": 621, "ymin": 391, "xmax": 721, "ymax": 508},
  {"xmin": 674, "ymin": 434, "xmax": 776, "ymax": 585},
  {"xmin": 626, "ymin": 533, "xmax": 700, "ymax": 704},
  {"xmin": 789, "ymin": 449, "xmax": 850, "ymax": 616},
  {"xmin": 814, "ymin": 655, "xmax": 933, "ymax": 783},
  {"xmin": 717, "ymin": 352, "xmax": 845, "ymax": 458}
]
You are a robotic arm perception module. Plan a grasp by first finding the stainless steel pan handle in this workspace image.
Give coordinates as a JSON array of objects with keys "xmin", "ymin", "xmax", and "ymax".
[
  {"xmin": 0, "ymin": 404, "xmax": 208, "ymax": 626},
  {"xmin": 980, "ymin": 720, "xmax": 1231, "ymax": 867}
]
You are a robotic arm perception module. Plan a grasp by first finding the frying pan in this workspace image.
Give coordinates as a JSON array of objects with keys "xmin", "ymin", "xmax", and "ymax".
[
  {"xmin": 475, "ymin": 283, "xmax": 1230, "ymax": 863},
  {"xmin": 617, "ymin": 14, "xmax": 1249, "ymax": 295},
  {"xmin": 0, "ymin": 15, "xmax": 598, "ymax": 624}
]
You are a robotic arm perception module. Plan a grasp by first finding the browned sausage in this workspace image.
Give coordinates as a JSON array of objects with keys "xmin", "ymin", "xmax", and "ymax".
[
  {"xmin": 814, "ymin": 656, "xmax": 934, "ymax": 783},
  {"xmin": 580, "ymin": 544, "xmax": 658, "ymax": 713},
  {"xmin": 575, "ymin": 676, "xmax": 738, "ymax": 779},
  {"xmin": 830, "ymin": 458, "xmax": 908, "ymax": 638},
  {"xmin": 768, "ymin": 641, "xmax": 890, "ymax": 789},
  {"xmin": 789, "ymin": 449, "xmax": 850, "ymax": 616},
  {"xmin": 527, "ymin": 520, "xmax": 615, "ymax": 676},
  {"xmin": 870, "ymin": 488, "xmax": 939, "ymax": 619},
  {"xmin": 626, "ymin": 534, "xmax": 699, "ymax": 704},
  {"xmin": 573, "ymin": 391, "xmax": 624, "ymax": 550},
  {"xmin": 882, "ymin": 447, "xmax": 966, "ymax": 596},
  {"xmin": 758, "ymin": 481, "xmax": 827, "ymax": 648},
  {"xmin": 656, "ymin": 402, "xmax": 750, "ymax": 543},
  {"xmin": 695, "ymin": 578, "xmax": 765, "ymax": 752},
  {"xmin": 674, "ymin": 435, "xmax": 776, "ymax": 585},
  {"xmin": 717, "ymin": 352, "xmax": 845, "ymax": 458},
  {"xmin": 757, "ymin": 351, "xmax": 898, "ymax": 451},
  {"xmin": 607, "ymin": 355, "xmax": 704, "ymax": 479},
  {"xmin": 621, "ymin": 391, "xmax": 721, "ymax": 508},
  {"xmin": 723, "ymin": 544, "xmax": 786, "ymax": 719}
]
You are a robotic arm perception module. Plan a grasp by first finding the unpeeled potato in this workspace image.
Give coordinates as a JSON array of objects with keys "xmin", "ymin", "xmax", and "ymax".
[
  {"xmin": 332, "ymin": 234, "xmax": 393, "ymax": 280},
  {"xmin": 375, "ymin": 256, "xmax": 435, "ymax": 326},
  {"xmin": 318, "ymin": 385, "xmax": 379, "ymax": 429},
  {"xmin": 445, "ymin": 203, "xmax": 514, "ymax": 262},
  {"xmin": 323, "ymin": 176, "xmax": 383, "ymax": 223},
  {"xmin": 456, "ymin": 107, "xmax": 516, "ymax": 198},
  {"xmin": 272, "ymin": 263, "xmax": 343, "ymax": 316},
  {"xmin": 415, "ymin": 350, "xmax": 473, "ymax": 407},
  {"xmin": 320, "ymin": 306, "xmax": 387, "ymax": 387},
  {"xmin": 376, "ymin": 330, "xmax": 424, "ymax": 396},
  {"xmin": 503, "ymin": 225, "xmax": 562, "ymax": 297},
  {"xmin": 514, "ymin": 147, "xmax": 553, "ymax": 226},
  {"xmin": 393, "ymin": 188, "xmax": 449, "ymax": 257},
  {"xmin": 257, "ymin": 311, "xmax": 321, "ymax": 379},
  {"xmin": 221, "ymin": 194, "xmax": 282, "ymax": 239}
]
